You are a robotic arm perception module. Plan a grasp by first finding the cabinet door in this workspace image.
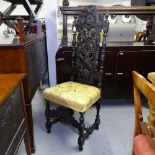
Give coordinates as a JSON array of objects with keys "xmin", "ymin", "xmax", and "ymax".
[
  {"xmin": 103, "ymin": 50, "xmax": 115, "ymax": 98},
  {"xmin": 56, "ymin": 47, "xmax": 72, "ymax": 84},
  {"xmin": 115, "ymin": 50, "xmax": 155, "ymax": 97}
]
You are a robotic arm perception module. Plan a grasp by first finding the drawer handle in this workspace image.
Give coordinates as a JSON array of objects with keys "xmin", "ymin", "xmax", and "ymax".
[
  {"xmin": 119, "ymin": 52, "xmax": 124, "ymax": 55},
  {"xmin": 57, "ymin": 58, "xmax": 65, "ymax": 61},
  {"xmin": 117, "ymin": 72, "xmax": 124, "ymax": 75},
  {"xmin": 105, "ymin": 73, "xmax": 112, "ymax": 75}
]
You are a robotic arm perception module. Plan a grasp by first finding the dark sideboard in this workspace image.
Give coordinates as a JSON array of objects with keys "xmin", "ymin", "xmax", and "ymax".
[
  {"xmin": 56, "ymin": 42, "xmax": 155, "ymax": 98},
  {"xmin": 56, "ymin": 2, "xmax": 155, "ymax": 98}
]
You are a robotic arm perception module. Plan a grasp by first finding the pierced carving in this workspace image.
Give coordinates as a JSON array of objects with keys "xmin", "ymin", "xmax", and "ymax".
[{"xmin": 72, "ymin": 6, "xmax": 109, "ymax": 86}]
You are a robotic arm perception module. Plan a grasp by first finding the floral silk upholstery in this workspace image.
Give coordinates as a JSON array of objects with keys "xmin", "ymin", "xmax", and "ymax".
[{"xmin": 43, "ymin": 81, "xmax": 101, "ymax": 112}]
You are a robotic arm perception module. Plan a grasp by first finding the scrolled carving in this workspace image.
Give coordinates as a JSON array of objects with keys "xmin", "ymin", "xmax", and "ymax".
[
  {"xmin": 72, "ymin": 6, "xmax": 109, "ymax": 86},
  {"xmin": 62, "ymin": 0, "xmax": 69, "ymax": 6}
]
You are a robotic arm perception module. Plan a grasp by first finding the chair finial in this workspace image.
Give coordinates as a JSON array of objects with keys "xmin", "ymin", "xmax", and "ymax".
[{"xmin": 62, "ymin": 0, "xmax": 69, "ymax": 6}]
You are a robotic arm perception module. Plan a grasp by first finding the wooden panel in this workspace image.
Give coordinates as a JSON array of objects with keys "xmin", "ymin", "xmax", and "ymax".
[
  {"xmin": 56, "ymin": 47, "xmax": 72, "ymax": 83},
  {"xmin": 25, "ymin": 36, "xmax": 47, "ymax": 98},
  {"xmin": 0, "ymin": 85, "xmax": 25, "ymax": 155},
  {"xmin": 0, "ymin": 73, "xmax": 26, "ymax": 103},
  {"xmin": 0, "ymin": 47, "xmax": 27, "ymax": 73},
  {"xmin": 115, "ymin": 50, "xmax": 155, "ymax": 98},
  {"xmin": 103, "ymin": 50, "xmax": 115, "ymax": 98}
]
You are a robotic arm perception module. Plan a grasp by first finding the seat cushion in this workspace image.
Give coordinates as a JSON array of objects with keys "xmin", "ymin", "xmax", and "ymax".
[
  {"xmin": 43, "ymin": 81, "xmax": 101, "ymax": 112},
  {"xmin": 133, "ymin": 134, "xmax": 155, "ymax": 155}
]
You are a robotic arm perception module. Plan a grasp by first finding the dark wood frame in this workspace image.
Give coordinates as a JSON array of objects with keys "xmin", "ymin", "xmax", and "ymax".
[
  {"xmin": 0, "ymin": 0, "xmax": 42, "ymax": 20},
  {"xmin": 61, "ymin": 0, "xmax": 155, "ymax": 46}
]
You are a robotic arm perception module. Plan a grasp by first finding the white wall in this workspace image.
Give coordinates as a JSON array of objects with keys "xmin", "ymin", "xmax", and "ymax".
[{"xmin": 43, "ymin": 0, "xmax": 58, "ymax": 86}]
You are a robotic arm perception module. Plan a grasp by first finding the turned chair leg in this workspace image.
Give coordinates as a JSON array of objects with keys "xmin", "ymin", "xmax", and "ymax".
[
  {"xmin": 78, "ymin": 112, "xmax": 85, "ymax": 151},
  {"xmin": 95, "ymin": 101, "xmax": 101, "ymax": 130},
  {"xmin": 67, "ymin": 108, "xmax": 74, "ymax": 116},
  {"xmin": 45, "ymin": 102, "xmax": 51, "ymax": 133}
]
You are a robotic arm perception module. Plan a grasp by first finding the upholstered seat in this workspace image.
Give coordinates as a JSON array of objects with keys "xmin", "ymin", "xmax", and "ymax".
[{"xmin": 43, "ymin": 81, "xmax": 101, "ymax": 112}]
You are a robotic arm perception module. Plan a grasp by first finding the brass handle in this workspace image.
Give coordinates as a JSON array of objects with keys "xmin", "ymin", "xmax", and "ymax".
[
  {"xmin": 105, "ymin": 73, "xmax": 112, "ymax": 75},
  {"xmin": 117, "ymin": 72, "xmax": 124, "ymax": 75},
  {"xmin": 57, "ymin": 58, "xmax": 65, "ymax": 61}
]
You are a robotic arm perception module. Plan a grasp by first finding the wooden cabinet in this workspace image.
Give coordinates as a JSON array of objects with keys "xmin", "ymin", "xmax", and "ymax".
[
  {"xmin": 0, "ymin": 74, "xmax": 31, "ymax": 155},
  {"xmin": 56, "ymin": 42, "xmax": 155, "ymax": 98},
  {"xmin": 114, "ymin": 49, "xmax": 155, "ymax": 97},
  {"xmin": 0, "ymin": 34, "xmax": 47, "ymax": 152}
]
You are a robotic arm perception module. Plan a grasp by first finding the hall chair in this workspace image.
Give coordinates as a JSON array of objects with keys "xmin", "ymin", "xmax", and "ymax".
[
  {"xmin": 43, "ymin": 6, "xmax": 109, "ymax": 151},
  {"xmin": 132, "ymin": 71, "xmax": 155, "ymax": 155}
]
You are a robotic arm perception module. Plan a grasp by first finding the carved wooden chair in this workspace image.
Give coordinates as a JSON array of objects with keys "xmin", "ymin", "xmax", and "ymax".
[
  {"xmin": 148, "ymin": 72, "xmax": 155, "ymax": 86},
  {"xmin": 43, "ymin": 6, "xmax": 109, "ymax": 151},
  {"xmin": 132, "ymin": 71, "xmax": 155, "ymax": 155}
]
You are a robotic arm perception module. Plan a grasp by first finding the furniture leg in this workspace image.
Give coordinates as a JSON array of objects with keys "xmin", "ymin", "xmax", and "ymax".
[
  {"xmin": 95, "ymin": 101, "xmax": 101, "ymax": 130},
  {"xmin": 25, "ymin": 104, "xmax": 35, "ymax": 153},
  {"xmin": 78, "ymin": 112, "xmax": 85, "ymax": 151},
  {"xmin": 24, "ymin": 129, "xmax": 31, "ymax": 155},
  {"xmin": 45, "ymin": 102, "xmax": 52, "ymax": 133},
  {"xmin": 23, "ymin": 79, "xmax": 35, "ymax": 153}
]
